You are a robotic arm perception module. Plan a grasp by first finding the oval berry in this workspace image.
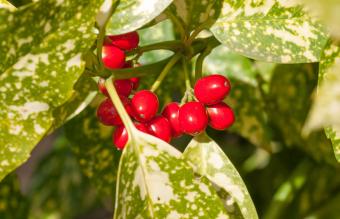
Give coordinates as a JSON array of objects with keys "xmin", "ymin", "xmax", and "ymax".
[
  {"xmin": 114, "ymin": 79, "xmax": 133, "ymax": 96},
  {"xmin": 108, "ymin": 31, "xmax": 139, "ymax": 51},
  {"xmin": 147, "ymin": 116, "xmax": 172, "ymax": 142},
  {"xmin": 207, "ymin": 102, "xmax": 235, "ymax": 130},
  {"xmin": 102, "ymin": 44, "xmax": 126, "ymax": 69},
  {"xmin": 162, "ymin": 102, "xmax": 182, "ymax": 138},
  {"xmin": 178, "ymin": 101, "xmax": 208, "ymax": 135},
  {"xmin": 112, "ymin": 126, "xmax": 128, "ymax": 150},
  {"xmin": 134, "ymin": 122, "xmax": 149, "ymax": 134},
  {"xmin": 194, "ymin": 74, "xmax": 231, "ymax": 105},
  {"xmin": 131, "ymin": 90, "xmax": 159, "ymax": 122},
  {"xmin": 96, "ymin": 96, "xmax": 131, "ymax": 126}
]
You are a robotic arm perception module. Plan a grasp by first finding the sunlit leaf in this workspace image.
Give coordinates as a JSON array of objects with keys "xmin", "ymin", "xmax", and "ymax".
[
  {"xmin": 107, "ymin": 0, "xmax": 173, "ymax": 35},
  {"xmin": 183, "ymin": 132, "xmax": 258, "ymax": 219},
  {"xmin": 65, "ymin": 103, "xmax": 120, "ymax": 198},
  {"xmin": 0, "ymin": 0, "xmax": 103, "ymax": 181},
  {"xmin": 0, "ymin": 0, "xmax": 15, "ymax": 11},
  {"xmin": 210, "ymin": 0, "xmax": 328, "ymax": 63},
  {"xmin": 114, "ymin": 130, "xmax": 228, "ymax": 218}
]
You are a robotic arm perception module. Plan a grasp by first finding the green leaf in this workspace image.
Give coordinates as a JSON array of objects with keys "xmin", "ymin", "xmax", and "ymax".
[
  {"xmin": 183, "ymin": 133, "xmax": 258, "ymax": 219},
  {"xmin": 0, "ymin": 174, "xmax": 29, "ymax": 219},
  {"xmin": 114, "ymin": 131, "xmax": 228, "ymax": 218},
  {"xmin": 167, "ymin": 0, "xmax": 223, "ymax": 31},
  {"xmin": 303, "ymin": 42, "xmax": 340, "ymax": 162},
  {"xmin": 210, "ymin": 0, "xmax": 329, "ymax": 63},
  {"xmin": 0, "ymin": 0, "xmax": 15, "ymax": 11},
  {"xmin": 65, "ymin": 102, "xmax": 120, "ymax": 198},
  {"xmin": 106, "ymin": 0, "xmax": 173, "ymax": 35},
  {"xmin": 0, "ymin": 0, "xmax": 103, "ymax": 181}
]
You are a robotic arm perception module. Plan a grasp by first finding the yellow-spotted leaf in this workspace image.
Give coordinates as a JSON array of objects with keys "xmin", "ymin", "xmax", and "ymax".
[
  {"xmin": 0, "ymin": 0, "xmax": 103, "ymax": 181},
  {"xmin": 210, "ymin": 0, "xmax": 328, "ymax": 63},
  {"xmin": 183, "ymin": 133, "xmax": 258, "ymax": 219},
  {"xmin": 114, "ymin": 130, "xmax": 229, "ymax": 218}
]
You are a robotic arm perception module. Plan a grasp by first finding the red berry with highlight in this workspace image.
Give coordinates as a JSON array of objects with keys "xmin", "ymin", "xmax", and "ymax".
[
  {"xmin": 147, "ymin": 116, "xmax": 172, "ymax": 142},
  {"xmin": 108, "ymin": 31, "xmax": 139, "ymax": 51},
  {"xmin": 178, "ymin": 101, "xmax": 208, "ymax": 135},
  {"xmin": 112, "ymin": 126, "xmax": 128, "ymax": 150},
  {"xmin": 194, "ymin": 74, "xmax": 231, "ymax": 105},
  {"xmin": 102, "ymin": 44, "xmax": 126, "ymax": 69},
  {"xmin": 207, "ymin": 102, "xmax": 235, "ymax": 130},
  {"xmin": 162, "ymin": 102, "xmax": 182, "ymax": 138},
  {"xmin": 131, "ymin": 90, "xmax": 159, "ymax": 122}
]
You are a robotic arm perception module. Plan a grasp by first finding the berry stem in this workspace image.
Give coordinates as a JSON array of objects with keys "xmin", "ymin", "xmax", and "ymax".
[
  {"xmin": 182, "ymin": 57, "xmax": 192, "ymax": 90},
  {"xmin": 125, "ymin": 40, "xmax": 184, "ymax": 56},
  {"xmin": 150, "ymin": 53, "xmax": 182, "ymax": 92},
  {"xmin": 105, "ymin": 78, "xmax": 136, "ymax": 138},
  {"xmin": 195, "ymin": 45, "xmax": 213, "ymax": 82},
  {"xmin": 165, "ymin": 10, "xmax": 187, "ymax": 40}
]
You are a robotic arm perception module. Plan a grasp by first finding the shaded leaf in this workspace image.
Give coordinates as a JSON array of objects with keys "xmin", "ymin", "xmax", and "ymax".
[
  {"xmin": 114, "ymin": 130, "xmax": 228, "ymax": 218},
  {"xmin": 0, "ymin": 0, "xmax": 103, "ymax": 181},
  {"xmin": 107, "ymin": 0, "xmax": 173, "ymax": 35},
  {"xmin": 183, "ymin": 132, "xmax": 258, "ymax": 219},
  {"xmin": 65, "ymin": 102, "xmax": 120, "ymax": 198},
  {"xmin": 210, "ymin": 0, "xmax": 328, "ymax": 63}
]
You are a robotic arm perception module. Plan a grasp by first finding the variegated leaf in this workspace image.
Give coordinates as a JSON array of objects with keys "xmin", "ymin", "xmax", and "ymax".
[
  {"xmin": 210, "ymin": 0, "xmax": 328, "ymax": 63},
  {"xmin": 304, "ymin": 42, "xmax": 340, "ymax": 162},
  {"xmin": 0, "ymin": 0, "xmax": 103, "ymax": 181},
  {"xmin": 114, "ymin": 130, "xmax": 228, "ymax": 218},
  {"xmin": 65, "ymin": 103, "xmax": 120, "ymax": 197},
  {"xmin": 183, "ymin": 133, "xmax": 258, "ymax": 219},
  {"xmin": 168, "ymin": 0, "xmax": 223, "ymax": 32},
  {"xmin": 106, "ymin": 0, "xmax": 173, "ymax": 35}
]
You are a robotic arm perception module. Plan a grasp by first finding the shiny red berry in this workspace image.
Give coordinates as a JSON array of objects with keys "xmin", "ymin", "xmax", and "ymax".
[
  {"xmin": 207, "ymin": 102, "xmax": 235, "ymax": 130},
  {"xmin": 134, "ymin": 122, "xmax": 149, "ymax": 134},
  {"xmin": 107, "ymin": 31, "xmax": 139, "ymax": 51},
  {"xmin": 102, "ymin": 44, "xmax": 126, "ymax": 69},
  {"xmin": 112, "ymin": 126, "xmax": 128, "ymax": 150},
  {"xmin": 96, "ymin": 96, "xmax": 131, "ymax": 126},
  {"xmin": 114, "ymin": 79, "xmax": 133, "ymax": 96},
  {"xmin": 194, "ymin": 74, "xmax": 231, "ymax": 105},
  {"xmin": 178, "ymin": 101, "xmax": 208, "ymax": 135},
  {"xmin": 131, "ymin": 90, "xmax": 159, "ymax": 122},
  {"xmin": 162, "ymin": 102, "xmax": 182, "ymax": 138},
  {"xmin": 147, "ymin": 116, "xmax": 172, "ymax": 142}
]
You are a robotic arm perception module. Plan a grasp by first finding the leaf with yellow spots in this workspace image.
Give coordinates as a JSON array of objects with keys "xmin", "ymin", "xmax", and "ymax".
[
  {"xmin": 183, "ymin": 133, "xmax": 258, "ymax": 219},
  {"xmin": 65, "ymin": 103, "xmax": 120, "ymax": 198},
  {"xmin": 114, "ymin": 129, "xmax": 228, "ymax": 218},
  {"xmin": 0, "ymin": 0, "xmax": 104, "ymax": 181},
  {"xmin": 210, "ymin": 0, "xmax": 329, "ymax": 63},
  {"xmin": 106, "ymin": 0, "xmax": 173, "ymax": 35},
  {"xmin": 304, "ymin": 41, "xmax": 340, "ymax": 162}
]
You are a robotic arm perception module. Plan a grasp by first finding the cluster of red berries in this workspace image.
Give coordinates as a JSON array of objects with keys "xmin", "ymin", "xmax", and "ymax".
[{"xmin": 96, "ymin": 32, "xmax": 235, "ymax": 150}]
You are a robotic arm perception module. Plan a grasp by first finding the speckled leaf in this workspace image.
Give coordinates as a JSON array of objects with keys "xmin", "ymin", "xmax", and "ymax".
[
  {"xmin": 0, "ymin": 174, "xmax": 29, "ymax": 219},
  {"xmin": 210, "ymin": 0, "xmax": 328, "ymax": 63},
  {"xmin": 304, "ymin": 42, "xmax": 340, "ymax": 162},
  {"xmin": 65, "ymin": 103, "xmax": 120, "ymax": 197},
  {"xmin": 0, "ymin": 0, "xmax": 103, "ymax": 181},
  {"xmin": 168, "ymin": 0, "xmax": 223, "ymax": 31},
  {"xmin": 106, "ymin": 0, "xmax": 173, "ymax": 35},
  {"xmin": 183, "ymin": 133, "xmax": 258, "ymax": 219},
  {"xmin": 114, "ymin": 130, "xmax": 228, "ymax": 218},
  {"xmin": 203, "ymin": 50, "xmax": 271, "ymax": 150}
]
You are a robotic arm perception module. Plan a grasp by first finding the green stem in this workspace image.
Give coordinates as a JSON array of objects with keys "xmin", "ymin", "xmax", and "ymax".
[
  {"xmin": 150, "ymin": 53, "xmax": 182, "ymax": 92},
  {"xmin": 195, "ymin": 45, "xmax": 213, "ymax": 82},
  {"xmin": 182, "ymin": 58, "xmax": 191, "ymax": 90},
  {"xmin": 125, "ymin": 40, "xmax": 184, "ymax": 57},
  {"xmin": 165, "ymin": 10, "xmax": 187, "ymax": 40},
  {"xmin": 105, "ymin": 78, "xmax": 136, "ymax": 137}
]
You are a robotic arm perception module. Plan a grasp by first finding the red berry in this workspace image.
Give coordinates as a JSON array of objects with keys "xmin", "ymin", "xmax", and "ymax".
[
  {"xmin": 98, "ymin": 78, "xmax": 109, "ymax": 96},
  {"xmin": 102, "ymin": 44, "xmax": 126, "ymax": 69},
  {"xmin": 178, "ymin": 101, "xmax": 208, "ymax": 135},
  {"xmin": 107, "ymin": 31, "xmax": 139, "ymax": 51},
  {"xmin": 207, "ymin": 102, "xmax": 235, "ymax": 130},
  {"xmin": 194, "ymin": 74, "xmax": 231, "ymax": 105},
  {"xmin": 131, "ymin": 90, "xmax": 159, "ymax": 122},
  {"xmin": 114, "ymin": 79, "xmax": 133, "ymax": 96},
  {"xmin": 134, "ymin": 122, "xmax": 149, "ymax": 134},
  {"xmin": 130, "ymin": 77, "xmax": 140, "ymax": 90},
  {"xmin": 96, "ymin": 96, "xmax": 131, "ymax": 126},
  {"xmin": 147, "ymin": 116, "xmax": 172, "ymax": 142},
  {"xmin": 162, "ymin": 102, "xmax": 182, "ymax": 138},
  {"xmin": 112, "ymin": 126, "xmax": 128, "ymax": 150}
]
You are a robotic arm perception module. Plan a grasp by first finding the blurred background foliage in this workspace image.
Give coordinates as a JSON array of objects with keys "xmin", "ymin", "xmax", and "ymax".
[{"xmin": 1, "ymin": 0, "xmax": 340, "ymax": 218}]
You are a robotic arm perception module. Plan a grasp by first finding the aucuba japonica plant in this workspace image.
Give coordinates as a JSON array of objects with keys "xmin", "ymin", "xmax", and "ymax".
[{"xmin": 1, "ymin": 0, "xmax": 340, "ymax": 219}]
